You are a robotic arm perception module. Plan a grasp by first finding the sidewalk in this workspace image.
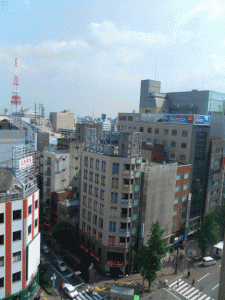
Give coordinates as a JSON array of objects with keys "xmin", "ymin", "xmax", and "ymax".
[{"xmin": 40, "ymin": 286, "xmax": 61, "ymax": 300}]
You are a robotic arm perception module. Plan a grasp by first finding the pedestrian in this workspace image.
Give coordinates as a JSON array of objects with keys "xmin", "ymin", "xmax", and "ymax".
[
  {"xmin": 200, "ymin": 286, "xmax": 203, "ymax": 292},
  {"xmin": 177, "ymin": 280, "xmax": 179, "ymax": 288},
  {"xmin": 188, "ymin": 270, "xmax": 190, "ymax": 278},
  {"xmin": 191, "ymin": 278, "xmax": 195, "ymax": 287}
]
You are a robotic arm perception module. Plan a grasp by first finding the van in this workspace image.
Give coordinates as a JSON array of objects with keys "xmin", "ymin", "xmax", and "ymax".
[
  {"xmin": 214, "ymin": 241, "xmax": 224, "ymax": 258},
  {"xmin": 202, "ymin": 256, "xmax": 216, "ymax": 267}
]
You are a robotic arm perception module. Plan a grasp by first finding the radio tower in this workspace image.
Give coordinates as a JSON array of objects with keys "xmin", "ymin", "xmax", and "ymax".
[{"xmin": 11, "ymin": 58, "xmax": 22, "ymax": 115}]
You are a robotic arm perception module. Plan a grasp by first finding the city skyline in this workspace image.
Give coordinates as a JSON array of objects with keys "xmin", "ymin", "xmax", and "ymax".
[{"xmin": 1, "ymin": 0, "xmax": 225, "ymax": 117}]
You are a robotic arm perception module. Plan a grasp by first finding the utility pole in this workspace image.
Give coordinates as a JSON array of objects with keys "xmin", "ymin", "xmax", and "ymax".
[{"xmin": 51, "ymin": 273, "xmax": 57, "ymax": 288}]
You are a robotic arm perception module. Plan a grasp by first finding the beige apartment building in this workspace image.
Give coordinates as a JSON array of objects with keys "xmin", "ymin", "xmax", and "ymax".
[{"xmin": 50, "ymin": 110, "xmax": 74, "ymax": 132}]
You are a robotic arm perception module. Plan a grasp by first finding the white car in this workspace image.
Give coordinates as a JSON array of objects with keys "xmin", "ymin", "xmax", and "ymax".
[
  {"xmin": 61, "ymin": 282, "xmax": 79, "ymax": 299},
  {"xmin": 54, "ymin": 259, "xmax": 67, "ymax": 272},
  {"xmin": 202, "ymin": 256, "xmax": 216, "ymax": 267},
  {"xmin": 41, "ymin": 244, "xmax": 51, "ymax": 254}
]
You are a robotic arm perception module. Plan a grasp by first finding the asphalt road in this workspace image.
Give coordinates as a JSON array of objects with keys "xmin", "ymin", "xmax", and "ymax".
[
  {"xmin": 41, "ymin": 250, "xmax": 85, "ymax": 298},
  {"xmin": 149, "ymin": 258, "xmax": 222, "ymax": 300}
]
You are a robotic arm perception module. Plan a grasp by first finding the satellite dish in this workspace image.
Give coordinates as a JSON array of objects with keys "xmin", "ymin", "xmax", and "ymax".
[{"xmin": 0, "ymin": 170, "xmax": 13, "ymax": 193}]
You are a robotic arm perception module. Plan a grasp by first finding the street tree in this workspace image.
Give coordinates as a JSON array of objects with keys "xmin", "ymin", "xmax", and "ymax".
[
  {"xmin": 194, "ymin": 213, "xmax": 219, "ymax": 257},
  {"xmin": 133, "ymin": 221, "xmax": 170, "ymax": 292},
  {"xmin": 213, "ymin": 200, "xmax": 225, "ymax": 237},
  {"xmin": 51, "ymin": 220, "xmax": 71, "ymax": 251}
]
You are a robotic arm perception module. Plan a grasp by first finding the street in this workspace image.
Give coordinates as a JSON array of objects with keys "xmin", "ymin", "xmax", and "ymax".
[{"xmin": 149, "ymin": 258, "xmax": 222, "ymax": 300}]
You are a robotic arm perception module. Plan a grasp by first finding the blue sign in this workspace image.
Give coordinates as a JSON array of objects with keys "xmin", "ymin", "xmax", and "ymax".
[
  {"xmin": 184, "ymin": 228, "xmax": 188, "ymax": 240},
  {"xmin": 194, "ymin": 115, "xmax": 210, "ymax": 125}
]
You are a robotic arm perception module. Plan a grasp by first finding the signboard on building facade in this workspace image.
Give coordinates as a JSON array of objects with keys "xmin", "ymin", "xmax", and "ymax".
[
  {"xmin": 157, "ymin": 114, "xmax": 210, "ymax": 125},
  {"xmin": 194, "ymin": 115, "xmax": 210, "ymax": 125},
  {"xmin": 19, "ymin": 156, "xmax": 33, "ymax": 169}
]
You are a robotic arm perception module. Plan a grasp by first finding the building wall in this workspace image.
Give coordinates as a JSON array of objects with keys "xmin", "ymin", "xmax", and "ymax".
[
  {"xmin": 50, "ymin": 111, "xmax": 74, "ymax": 133},
  {"xmin": 75, "ymin": 124, "xmax": 101, "ymax": 141},
  {"xmin": 0, "ymin": 130, "xmax": 25, "ymax": 162},
  {"xmin": 140, "ymin": 162, "xmax": 177, "ymax": 245},
  {"xmin": 0, "ymin": 190, "xmax": 40, "ymax": 299}
]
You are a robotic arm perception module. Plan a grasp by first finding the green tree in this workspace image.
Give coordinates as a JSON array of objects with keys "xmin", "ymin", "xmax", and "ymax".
[
  {"xmin": 133, "ymin": 221, "xmax": 170, "ymax": 292},
  {"xmin": 194, "ymin": 213, "xmax": 219, "ymax": 257},
  {"xmin": 214, "ymin": 200, "xmax": 225, "ymax": 237},
  {"xmin": 51, "ymin": 221, "xmax": 71, "ymax": 250}
]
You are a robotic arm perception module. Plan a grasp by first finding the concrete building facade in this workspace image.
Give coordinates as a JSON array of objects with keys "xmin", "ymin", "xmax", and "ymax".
[{"xmin": 50, "ymin": 111, "xmax": 74, "ymax": 133}]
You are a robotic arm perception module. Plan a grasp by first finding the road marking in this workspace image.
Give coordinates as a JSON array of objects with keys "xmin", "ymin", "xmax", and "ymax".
[
  {"xmin": 212, "ymin": 283, "xmax": 219, "ymax": 290},
  {"xmin": 40, "ymin": 292, "xmax": 47, "ymax": 300},
  {"xmin": 163, "ymin": 288, "xmax": 182, "ymax": 299},
  {"xmin": 197, "ymin": 295, "xmax": 208, "ymax": 300},
  {"xmin": 188, "ymin": 289, "xmax": 199, "ymax": 298},
  {"xmin": 197, "ymin": 273, "xmax": 210, "ymax": 282},
  {"xmin": 176, "ymin": 282, "xmax": 188, "ymax": 292}
]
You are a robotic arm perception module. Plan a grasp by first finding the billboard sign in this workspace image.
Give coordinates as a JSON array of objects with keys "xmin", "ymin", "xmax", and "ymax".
[
  {"xmin": 49, "ymin": 133, "xmax": 61, "ymax": 145},
  {"xmin": 158, "ymin": 114, "xmax": 194, "ymax": 124},
  {"xmin": 19, "ymin": 156, "xmax": 33, "ymax": 169},
  {"xmin": 194, "ymin": 115, "xmax": 210, "ymax": 125},
  {"xmin": 26, "ymin": 232, "xmax": 40, "ymax": 282}
]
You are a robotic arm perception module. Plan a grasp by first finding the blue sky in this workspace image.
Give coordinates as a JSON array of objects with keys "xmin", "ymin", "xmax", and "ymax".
[{"xmin": 1, "ymin": 0, "xmax": 225, "ymax": 118}]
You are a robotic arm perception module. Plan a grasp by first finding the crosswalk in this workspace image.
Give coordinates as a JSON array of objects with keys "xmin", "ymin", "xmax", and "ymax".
[
  {"xmin": 76, "ymin": 288, "xmax": 104, "ymax": 300},
  {"xmin": 168, "ymin": 279, "xmax": 213, "ymax": 300}
]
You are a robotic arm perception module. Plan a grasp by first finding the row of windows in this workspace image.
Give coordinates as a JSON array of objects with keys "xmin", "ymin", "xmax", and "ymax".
[
  {"xmin": 0, "ymin": 219, "xmax": 38, "ymax": 245},
  {"xmin": 0, "ymin": 201, "xmax": 38, "ymax": 224},
  {"xmin": 84, "ymin": 171, "xmax": 106, "ymax": 186},
  {"xmin": 172, "ymin": 218, "xmax": 185, "ymax": 227},
  {"xmin": 140, "ymin": 127, "xmax": 188, "ymax": 137},
  {"xmin": 84, "ymin": 157, "xmax": 106, "ymax": 172},
  {"xmin": 175, "ymin": 184, "xmax": 189, "ymax": 192},
  {"xmin": 174, "ymin": 195, "xmax": 188, "ymax": 204},
  {"xmin": 0, "ymin": 251, "xmax": 21, "ymax": 268},
  {"xmin": 173, "ymin": 207, "xmax": 187, "ymax": 216},
  {"xmin": 0, "ymin": 271, "xmax": 21, "ymax": 287},
  {"xmin": 176, "ymin": 173, "xmax": 190, "ymax": 181}
]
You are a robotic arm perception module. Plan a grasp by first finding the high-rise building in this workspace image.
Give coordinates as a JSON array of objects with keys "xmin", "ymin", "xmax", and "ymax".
[
  {"xmin": 50, "ymin": 111, "xmax": 74, "ymax": 133},
  {"xmin": 0, "ymin": 145, "xmax": 40, "ymax": 300}
]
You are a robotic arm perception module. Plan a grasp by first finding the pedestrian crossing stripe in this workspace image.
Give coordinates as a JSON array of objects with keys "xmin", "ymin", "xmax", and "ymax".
[
  {"xmin": 76, "ymin": 290, "xmax": 103, "ymax": 300},
  {"xmin": 168, "ymin": 280, "xmax": 212, "ymax": 299}
]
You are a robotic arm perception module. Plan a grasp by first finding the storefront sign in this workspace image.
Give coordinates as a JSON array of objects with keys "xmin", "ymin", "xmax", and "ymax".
[
  {"xmin": 90, "ymin": 250, "xmax": 100, "ymax": 262},
  {"xmin": 79, "ymin": 243, "xmax": 89, "ymax": 253},
  {"xmin": 107, "ymin": 260, "xmax": 124, "ymax": 266}
]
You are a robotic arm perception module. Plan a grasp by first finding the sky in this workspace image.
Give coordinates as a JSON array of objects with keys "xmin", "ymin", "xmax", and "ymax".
[{"xmin": 1, "ymin": 0, "xmax": 225, "ymax": 118}]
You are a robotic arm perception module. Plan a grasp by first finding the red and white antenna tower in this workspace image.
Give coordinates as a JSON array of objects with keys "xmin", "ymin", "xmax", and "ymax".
[{"xmin": 11, "ymin": 58, "xmax": 22, "ymax": 114}]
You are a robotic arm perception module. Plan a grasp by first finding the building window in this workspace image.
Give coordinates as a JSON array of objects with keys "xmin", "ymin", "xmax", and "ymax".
[
  {"xmin": 181, "ymin": 207, "xmax": 187, "ymax": 213},
  {"xmin": 102, "ymin": 161, "xmax": 106, "ymax": 172},
  {"xmin": 0, "ymin": 213, "xmax": 4, "ymax": 224},
  {"xmin": 214, "ymin": 160, "xmax": 220, "ymax": 165},
  {"xmin": 216, "ymin": 148, "xmax": 222, "ymax": 154},
  {"xmin": 108, "ymin": 236, "xmax": 115, "ymax": 246},
  {"xmin": 154, "ymin": 139, "xmax": 158, "ymax": 144},
  {"xmin": 93, "ymin": 215, "xmax": 97, "ymax": 225},
  {"xmin": 83, "ymin": 196, "xmax": 86, "ymax": 206},
  {"xmin": 182, "ymin": 195, "xmax": 188, "ymax": 202},
  {"xmin": 84, "ymin": 170, "xmax": 87, "ymax": 179},
  {"xmin": 35, "ymin": 200, "xmax": 38, "ymax": 209},
  {"xmin": 13, "ymin": 210, "xmax": 22, "ymax": 221},
  {"xmin": 111, "ymin": 193, "xmax": 118, "ymax": 203},
  {"xmin": 88, "ymin": 185, "xmax": 93, "ymax": 195},
  {"xmin": 172, "ymin": 221, "xmax": 177, "ymax": 227},
  {"xmin": 112, "ymin": 163, "xmax": 119, "ymax": 174},
  {"xmin": 112, "ymin": 178, "xmax": 119, "ymax": 188},
  {"xmin": 94, "ymin": 201, "xmax": 98, "ymax": 211},
  {"xmin": 88, "ymin": 212, "xmax": 91, "ymax": 222},
  {"xmin": 13, "ymin": 231, "xmax": 21, "ymax": 242},
  {"xmin": 0, "ymin": 256, "xmax": 4, "ymax": 267},
  {"xmin": 182, "ymin": 131, "xmax": 188, "ymax": 137},
  {"xmin": 101, "ymin": 175, "xmax": 105, "ymax": 186},
  {"xmin": 95, "ymin": 174, "xmax": 99, "ymax": 184},
  {"xmin": 35, "ymin": 218, "xmax": 38, "ymax": 228},
  {"xmin": 110, "ymin": 207, "xmax": 117, "ymax": 217},
  {"xmin": 82, "ymin": 221, "xmax": 86, "ymax": 231},
  {"xmin": 94, "ymin": 187, "xmax": 98, "ymax": 198},
  {"xmin": 180, "ymin": 218, "xmax": 185, "ymax": 223},
  {"xmin": 172, "ymin": 129, "xmax": 177, "ymax": 136},
  {"xmin": 155, "ymin": 128, "xmax": 159, "ymax": 134},
  {"xmin": 12, "ymin": 271, "xmax": 21, "ymax": 283},
  {"xmin": 90, "ymin": 158, "xmax": 94, "ymax": 168},
  {"xmin": 13, "ymin": 251, "xmax": 21, "ymax": 263},
  {"xmin": 174, "ymin": 198, "xmax": 179, "ymax": 204},
  {"xmin": 163, "ymin": 140, "xmax": 167, "ymax": 146},
  {"xmin": 98, "ymin": 231, "xmax": 102, "ymax": 242},
  {"xmin": 28, "ymin": 225, "xmax": 32, "ymax": 235},
  {"xmin": 175, "ymin": 186, "xmax": 180, "ymax": 193},
  {"xmin": 170, "ymin": 152, "xmax": 176, "ymax": 160},
  {"xmin": 89, "ymin": 171, "xmax": 93, "ymax": 182},
  {"xmin": 0, "ymin": 235, "xmax": 4, "ymax": 245},
  {"xmin": 173, "ymin": 209, "xmax": 178, "ymax": 216},
  {"xmin": 109, "ymin": 222, "xmax": 116, "ymax": 232},
  {"xmin": 164, "ymin": 129, "xmax": 169, "ymax": 135},
  {"xmin": 95, "ymin": 159, "xmax": 100, "ymax": 170},
  {"xmin": 139, "ymin": 127, "xmax": 144, "ymax": 132},
  {"xmin": 92, "ymin": 228, "xmax": 97, "ymax": 238},
  {"xmin": 82, "ymin": 209, "xmax": 86, "ymax": 219},
  {"xmin": 171, "ymin": 141, "xmax": 176, "ymax": 147},
  {"xmin": 184, "ymin": 173, "xmax": 189, "ymax": 179},
  {"xmin": 84, "ymin": 156, "xmax": 88, "ymax": 167},
  {"xmin": 28, "ymin": 205, "xmax": 32, "ymax": 215},
  {"xmin": 147, "ymin": 138, "xmax": 151, "ymax": 143},
  {"xmin": 100, "ymin": 204, "xmax": 104, "ymax": 214},
  {"xmin": 100, "ymin": 189, "xmax": 105, "ymax": 200},
  {"xmin": 88, "ymin": 198, "xmax": 92, "ymax": 208},
  {"xmin": 213, "ymin": 180, "xmax": 219, "ymax": 186},
  {"xmin": 180, "ymin": 155, "xmax": 186, "ymax": 161},
  {"xmin": 212, "ymin": 190, "xmax": 218, "ymax": 196},
  {"xmin": 183, "ymin": 184, "xmax": 189, "ymax": 191},
  {"xmin": 99, "ymin": 218, "xmax": 103, "ymax": 229},
  {"xmin": 147, "ymin": 127, "xmax": 152, "ymax": 133},
  {"xmin": 181, "ymin": 143, "xmax": 187, "ymax": 149},
  {"xmin": 176, "ymin": 174, "xmax": 182, "ymax": 180},
  {"xmin": 0, "ymin": 277, "xmax": 4, "ymax": 288}
]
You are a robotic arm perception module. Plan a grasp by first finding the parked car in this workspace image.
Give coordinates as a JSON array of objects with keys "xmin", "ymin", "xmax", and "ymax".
[
  {"xmin": 54, "ymin": 259, "xmax": 67, "ymax": 272},
  {"xmin": 41, "ymin": 244, "xmax": 51, "ymax": 254},
  {"xmin": 202, "ymin": 256, "xmax": 216, "ymax": 267},
  {"xmin": 61, "ymin": 282, "xmax": 78, "ymax": 299}
]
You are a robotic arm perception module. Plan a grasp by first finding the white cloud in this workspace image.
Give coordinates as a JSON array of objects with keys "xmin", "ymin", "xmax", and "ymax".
[
  {"xmin": 24, "ymin": 0, "xmax": 30, "ymax": 10},
  {"xmin": 115, "ymin": 46, "xmax": 143, "ymax": 64},
  {"xmin": 183, "ymin": 0, "xmax": 224, "ymax": 21},
  {"xmin": 90, "ymin": 21, "xmax": 168, "ymax": 47}
]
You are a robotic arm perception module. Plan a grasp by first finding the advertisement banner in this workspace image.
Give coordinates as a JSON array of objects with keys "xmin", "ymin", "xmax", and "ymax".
[
  {"xmin": 194, "ymin": 115, "xmax": 210, "ymax": 125},
  {"xmin": 157, "ymin": 114, "xmax": 194, "ymax": 124},
  {"xmin": 19, "ymin": 156, "xmax": 33, "ymax": 169}
]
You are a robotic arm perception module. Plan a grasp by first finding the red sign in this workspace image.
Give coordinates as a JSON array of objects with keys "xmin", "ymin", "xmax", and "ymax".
[
  {"xmin": 107, "ymin": 260, "xmax": 124, "ymax": 266},
  {"xmin": 90, "ymin": 251, "xmax": 100, "ymax": 262},
  {"xmin": 79, "ymin": 243, "xmax": 89, "ymax": 253}
]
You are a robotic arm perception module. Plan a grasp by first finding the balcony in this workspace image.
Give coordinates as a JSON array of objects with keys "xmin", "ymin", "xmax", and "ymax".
[
  {"xmin": 123, "ymin": 170, "xmax": 134, "ymax": 176},
  {"xmin": 133, "ymin": 199, "xmax": 139, "ymax": 207},
  {"xmin": 132, "ymin": 214, "xmax": 138, "ymax": 221},
  {"xmin": 122, "ymin": 185, "xmax": 133, "ymax": 191},
  {"xmin": 121, "ymin": 199, "xmax": 128, "ymax": 204},
  {"xmin": 135, "ymin": 171, "xmax": 141, "ymax": 178},
  {"xmin": 119, "ymin": 228, "xmax": 130, "ymax": 233}
]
